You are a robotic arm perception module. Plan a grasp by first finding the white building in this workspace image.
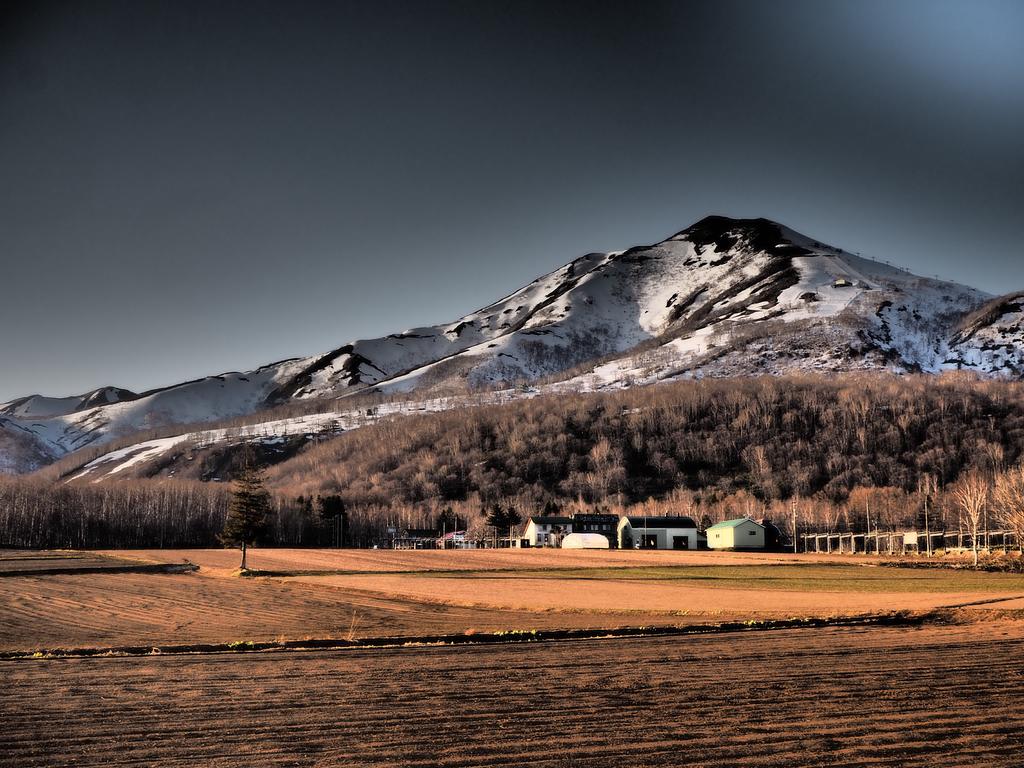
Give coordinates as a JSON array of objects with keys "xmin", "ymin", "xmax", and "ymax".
[
  {"xmin": 561, "ymin": 532, "xmax": 610, "ymax": 549},
  {"xmin": 617, "ymin": 516, "xmax": 701, "ymax": 550},
  {"xmin": 522, "ymin": 516, "xmax": 573, "ymax": 547},
  {"xmin": 706, "ymin": 518, "xmax": 766, "ymax": 550}
]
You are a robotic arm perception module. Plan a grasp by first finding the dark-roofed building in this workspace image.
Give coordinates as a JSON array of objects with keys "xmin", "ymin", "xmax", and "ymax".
[
  {"xmin": 618, "ymin": 516, "xmax": 701, "ymax": 550},
  {"xmin": 572, "ymin": 513, "xmax": 619, "ymax": 549}
]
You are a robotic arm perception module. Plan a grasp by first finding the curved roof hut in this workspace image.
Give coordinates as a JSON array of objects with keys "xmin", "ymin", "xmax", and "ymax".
[{"xmin": 561, "ymin": 532, "xmax": 610, "ymax": 549}]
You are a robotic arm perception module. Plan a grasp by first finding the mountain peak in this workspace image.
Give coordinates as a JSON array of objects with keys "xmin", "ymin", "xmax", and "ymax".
[
  {"xmin": 0, "ymin": 386, "xmax": 138, "ymax": 421},
  {"xmin": 672, "ymin": 215, "xmax": 811, "ymax": 257}
]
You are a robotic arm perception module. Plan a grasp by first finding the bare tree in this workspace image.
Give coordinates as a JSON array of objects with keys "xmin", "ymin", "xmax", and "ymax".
[
  {"xmin": 993, "ymin": 464, "xmax": 1024, "ymax": 553},
  {"xmin": 918, "ymin": 473, "xmax": 937, "ymax": 557},
  {"xmin": 952, "ymin": 471, "xmax": 990, "ymax": 566}
]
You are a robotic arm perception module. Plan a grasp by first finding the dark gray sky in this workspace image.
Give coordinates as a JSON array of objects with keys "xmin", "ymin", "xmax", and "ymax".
[{"xmin": 2, "ymin": 0, "xmax": 1022, "ymax": 401}]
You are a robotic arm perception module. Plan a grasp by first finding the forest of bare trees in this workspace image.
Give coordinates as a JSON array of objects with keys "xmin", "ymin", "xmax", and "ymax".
[
  {"xmin": 0, "ymin": 476, "xmax": 386, "ymax": 549},
  {"xmin": 261, "ymin": 374, "xmax": 1024, "ymax": 540},
  {"xmin": 4, "ymin": 373, "xmax": 1024, "ymax": 549},
  {"xmin": 0, "ymin": 479, "xmax": 229, "ymax": 549}
]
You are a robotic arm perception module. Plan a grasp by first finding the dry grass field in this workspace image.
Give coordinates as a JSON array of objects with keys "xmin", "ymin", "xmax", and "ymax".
[
  {"xmin": 288, "ymin": 566, "xmax": 1024, "ymax": 619},
  {"xmin": 105, "ymin": 546, "xmax": 897, "ymax": 573},
  {"xmin": 4, "ymin": 548, "xmax": 1023, "ymax": 651},
  {"xmin": 0, "ymin": 549, "xmax": 147, "ymax": 574},
  {"xmin": 0, "ymin": 570, "xmax": 712, "ymax": 652},
  {"xmin": 2, "ymin": 547, "xmax": 1023, "ymax": 767}
]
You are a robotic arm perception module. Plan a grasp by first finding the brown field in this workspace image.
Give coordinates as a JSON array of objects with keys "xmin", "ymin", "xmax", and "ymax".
[
  {"xmin": 3, "ymin": 548, "xmax": 1023, "ymax": 652},
  {"xmin": 3, "ymin": 621, "xmax": 1024, "ymax": 767},
  {"xmin": 289, "ymin": 568, "xmax": 1024, "ymax": 618},
  {"xmin": 106, "ymin": 546, "xmax": 898, "ymax": 573},
  {"xmin": 0, "ymin": 570, "xmax": 707, "ymax": 652},
  {"xmin": 0, "ymin": 549, "xmax": 144, "ymax": 574},
  {"xmin": 3, "ymin": 548, "xmax": 1024, "ymax": 766},
  {"xmin": 3, "ymin": 549, "xmax": 1023, "ymax": 652}
]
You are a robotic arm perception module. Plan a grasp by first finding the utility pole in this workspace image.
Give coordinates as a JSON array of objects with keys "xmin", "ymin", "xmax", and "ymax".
[
  {"xmin": 924, "ymin": 493, "xmax": 931, "ymax": 557},
  {"xmin": 791, "ymin": 498, "xmax": 798, "ymax": 555},
  {"xmin": 920, "ymin": 474, "xmax": 935, "ymax": 558},
  {"xmin": 865, "ymin": 499, "xmax": 871, "ymax": 556}
]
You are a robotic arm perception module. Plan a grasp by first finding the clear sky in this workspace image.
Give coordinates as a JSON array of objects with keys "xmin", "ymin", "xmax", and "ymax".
[{"xmin": 1, "ymin": 0, "xmax": 1022, "ymax": 401}]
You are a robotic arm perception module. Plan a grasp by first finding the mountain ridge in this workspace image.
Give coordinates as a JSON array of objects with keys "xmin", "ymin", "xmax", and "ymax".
[{"xmin": 2, "ymin": 215, "xmax": 1020, "ymax": 474}]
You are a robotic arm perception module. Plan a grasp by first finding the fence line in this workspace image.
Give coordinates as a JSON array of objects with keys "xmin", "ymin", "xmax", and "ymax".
[{"xmin": 800, "ymin": 529, "xmax": 1019, "ymax": 555}]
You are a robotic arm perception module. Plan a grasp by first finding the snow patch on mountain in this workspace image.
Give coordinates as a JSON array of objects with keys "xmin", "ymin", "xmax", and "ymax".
[
  {"xmin": 946, "ymin": 293, "xmax": 1024, "ymax": 375},
  {"xmin": 0, "ymin": 387, "xmax": 137, "ymax": 420},
  {"xmin": 69, "ymin": 391, "xmax": 531, "ymax": 481},
  {"xmin": 4, "ymin": 360, "xmax": 313, "ymax": 464},
  {"xmin": 0, "ymin": 417, "xmax": 59, "ymax": 473}
]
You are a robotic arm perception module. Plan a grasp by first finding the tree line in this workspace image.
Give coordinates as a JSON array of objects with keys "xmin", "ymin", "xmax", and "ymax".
[
  {"xmin": 264, "ymin": 373, "xmax": 1024, "ymax": 540},
  {"xmin": 0, "ymin": 477, "xmax": 363, "ymax": 549},
  {"xmin": 5, "ymin": 373, "xmax": 1024, "ymax": 549}
]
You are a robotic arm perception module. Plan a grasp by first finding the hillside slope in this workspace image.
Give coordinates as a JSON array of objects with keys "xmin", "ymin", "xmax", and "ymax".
[
  {"xmin": 2, "ymin": 215, "xmax": 1019, "ymax": 473},
  {"xmin": 947, "ymin": 293, "xmax": 1024, "ymax": 376}
]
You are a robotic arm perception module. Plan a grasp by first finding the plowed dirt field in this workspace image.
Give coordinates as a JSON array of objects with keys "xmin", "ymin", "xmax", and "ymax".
[
  {"xmin": 3, "ymin": 621, "xmax": 1023, "ymax": 767},
  {"xmin": 3, "ymin": 548, "xmax": 1023, "ymax": 767}
]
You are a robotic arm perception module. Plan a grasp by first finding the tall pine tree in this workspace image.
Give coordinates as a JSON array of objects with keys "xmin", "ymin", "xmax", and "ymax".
[
  {"xmin": 220, "ymin": 464, "xmax": 271, "ymax": 570},
  {"xmin": 485, "ymin": 504, "xmax": 522, "ymax": 548},
  {"xmin": 318, "ymin": 494, "xmax": 347, "ymax": 548}
]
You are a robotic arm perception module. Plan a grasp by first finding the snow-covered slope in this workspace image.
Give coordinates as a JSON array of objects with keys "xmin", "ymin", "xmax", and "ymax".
[
  {"xmin": 5, "ymin": 360, "xmax": 315, "ymax": 460},
  {"xmin": 946, "ymin": 293, "xmax": 1024, "ymax": 376},
  {"xmin": 0, "ymin": 386, "xmax": 137, "ymax": 420},
  {"xmin": 0, "ymin": 416, "xmax": 59, "ymax": 474},
  {"xmin": 376, "ymin": 217, "xmax": 990, "ymax": 391},
  {"xmin": 66, "ymin": 392, "xmax": 524, "ymax": 482},
  {"xmin": 1, "ymin": 215, "xmax": 1019, "ymax": 474}
]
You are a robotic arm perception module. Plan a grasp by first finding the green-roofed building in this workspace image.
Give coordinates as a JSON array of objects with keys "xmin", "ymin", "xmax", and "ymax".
[{"xmin": 706, "ymin": 517, "xmax": 766, "ymax": 551}]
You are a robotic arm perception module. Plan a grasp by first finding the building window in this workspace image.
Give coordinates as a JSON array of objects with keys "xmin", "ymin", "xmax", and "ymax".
[{"xmin": 749, "ymin": 530, "xmax": 757, "ymax": 536}]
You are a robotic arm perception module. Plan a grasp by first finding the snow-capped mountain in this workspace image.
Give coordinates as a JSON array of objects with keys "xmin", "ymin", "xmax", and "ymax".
[
  {"xmin": 2, "ymin": 216, "xmax": 1021, "ymax": 474},
  {"xmin": 373, "ymin": 216, "xmax": 992, "ymax": 390},
  {"xmin": 1, "ymin": 386, "xmax": 138, "ymax": 420}
]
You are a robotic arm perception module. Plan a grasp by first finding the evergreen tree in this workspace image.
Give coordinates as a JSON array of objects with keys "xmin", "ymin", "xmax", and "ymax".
[
  {"xmin": 220, "ymin": 465, "xmax": 271, "ymax": 569},
  {"xmin": 484, "ymin": 503, "xmax": 504, "ymax": 544},
  {"xmin": 318, "ymin": 494, "xmax": 347, "ymax": 548},
  {"xmin": 437, "ymin": 506, "xmax": 460, "ymax": 533},
  {"xmin": 485, "ymin": 504, "xmax": 522, "ymax": 547},
  {"xmin": 505, "ymin": 505, "xmax": 523, "ymax": 547}
]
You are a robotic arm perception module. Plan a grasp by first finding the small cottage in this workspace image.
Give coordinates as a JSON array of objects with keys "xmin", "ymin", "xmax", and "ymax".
[
  {"xmin": 618, "ymin": 516, "xmax": 701, "ymax": 550},
  {"xmin": 902, "ymin": 531, "xmax": 920, "ymax": 553},
  {"xmin": 523, "ymin": 516, "xmax": 574, "ymax": 547},
  {"xmin": 706, "ymin": 518, "xmax": 766, "ymax": 550}
]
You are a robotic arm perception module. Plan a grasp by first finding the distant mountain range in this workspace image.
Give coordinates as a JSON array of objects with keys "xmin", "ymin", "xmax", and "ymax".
[{"xmin": 3, "ymin": 215, "xmax": 1022, "ymax": 474}]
